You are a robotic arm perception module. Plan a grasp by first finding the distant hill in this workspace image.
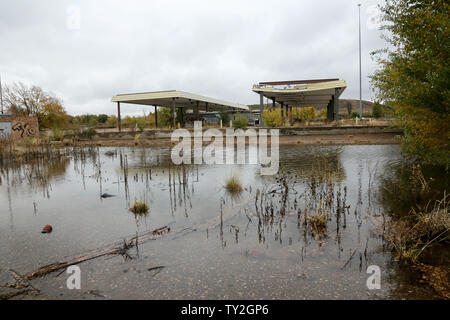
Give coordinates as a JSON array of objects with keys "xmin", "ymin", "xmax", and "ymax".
[{"xmin": 248, "ymin": 99, "xmax": 375, "ymax": 115}]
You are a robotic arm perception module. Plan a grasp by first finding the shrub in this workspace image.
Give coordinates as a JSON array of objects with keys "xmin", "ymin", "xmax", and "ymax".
[
  {"xmin": 293, "ymin": 107, "xmax": 315, "ymax": 121},
  {"xmin": 372, "ymin": 102, "xmax": 383, "ymax": 118},
  {"xmin": 232, "ymin": 114, "xmax": 248, "ymax": 129},
  {"xmin": 316, "ymin": 109, "xmax": 327, "ymax": 119},
  {"xmin": 78, "ymin": 127, "xmax": 96, "ymax": 140},
  {"xmin": 262, "ymin": 109, "xmax": 283, "ymax": 127},
  {"xmin": 50, "ymin": 129, "xmax": 64, "ymax": 141},
  {"xmin": 106, "ymin": 115, "xmax": 117, "ymax": 127},
  {"xmin": 351, "ymin": 111, "xmax": 360, "ymax": 119},
  {"xmin": 136, "ymin": 118, "xmax": 146, "ymax": 132}
]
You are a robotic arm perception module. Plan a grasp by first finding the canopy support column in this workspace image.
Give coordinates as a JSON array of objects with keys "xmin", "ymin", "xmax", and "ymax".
[
  {"xmin": 334, "ymin": 88, "xmax": 340, "ymax": 122},
  {"xmin": 172, "ymin": 98, "xmax": 176, "ymax": 128},
  {"xmin": 117, "ymin": 102, "xmax": 121, "ymax": 132},
  {"xmin": 195, "ymin": 101, "xmax": 199, "ymax": 121},
  {"xmin": 259, "ymin": 93, "xmax": 263, "ymax": 126},
  {"xmin": 289, "ymin": 106, "xmax": 293, "ymax": 126},
  {"xmin": 154, "ymin": 105, "xmax": 158, "ymax": 128}
]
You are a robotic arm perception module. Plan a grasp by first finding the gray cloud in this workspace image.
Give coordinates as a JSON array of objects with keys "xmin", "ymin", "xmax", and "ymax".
[{"xmin": 0, "ymin": 0, "xmax": 387, "ymax": 116}]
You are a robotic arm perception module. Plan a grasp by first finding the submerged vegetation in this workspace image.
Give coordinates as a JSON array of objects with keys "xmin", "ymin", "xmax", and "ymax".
[
  {"xmin": 224, "ymin": 174, "xmax": 243, "ymax": 193},
  {"xmin": 385, "ymin": 195, "xmax": 449, "ymax": 263},
  {"xmin": 379, "ymin": 161, "xmax": 449, "ymax": 267},
  {"xmin": 129, "ymin": 201, "xmax": 149, "ymax": 215}
]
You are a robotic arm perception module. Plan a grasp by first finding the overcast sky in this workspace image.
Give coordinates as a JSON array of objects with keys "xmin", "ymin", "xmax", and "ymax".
[{"xmin": 0, "ymin": 0, "xmax": 387, "ymax": 116}]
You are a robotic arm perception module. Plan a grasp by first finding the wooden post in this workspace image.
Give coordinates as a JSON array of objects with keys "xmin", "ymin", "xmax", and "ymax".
[
  {"xmin": 154, "ymin": 105, "xmax": 158, "ymax": 128},
  {"xmin": 117, "ymin": 102, "xmax": 121, "ymax": 132}
]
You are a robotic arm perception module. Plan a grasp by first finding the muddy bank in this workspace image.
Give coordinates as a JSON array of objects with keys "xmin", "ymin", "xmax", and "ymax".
[{"xmin": 59, "ymin": 130, "xmax": 402, "ymax": 147}]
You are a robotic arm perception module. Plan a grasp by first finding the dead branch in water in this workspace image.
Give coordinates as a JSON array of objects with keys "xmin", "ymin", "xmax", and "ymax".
[{"xmin": 22, "ymin": 226, "xmax": 170, "ymax": 280}]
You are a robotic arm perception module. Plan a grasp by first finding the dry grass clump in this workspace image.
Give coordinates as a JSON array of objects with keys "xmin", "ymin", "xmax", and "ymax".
[
  {"xmin": 308, "ymin": 212, "xmax": 327, "ymax": 234},
  {"xmin": 225, "ymin": 174, "xmax": 243, "ymax": 193},
  {"xmin": 385, "ymin": 194, "xmax": 449, "ymax": 263},
  {"xmin": 129, "ymin": 201, "xmax": 149, "ymax": 215}
]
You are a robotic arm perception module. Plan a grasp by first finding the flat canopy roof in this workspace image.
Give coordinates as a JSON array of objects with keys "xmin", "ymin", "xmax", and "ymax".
[
  {"xmin": 252, "ymin": 79, "xmax": 347, "ymax": 108},
  {"xmin": 111, "ymin": 90, "xmax": 248, "ymax": 111}
]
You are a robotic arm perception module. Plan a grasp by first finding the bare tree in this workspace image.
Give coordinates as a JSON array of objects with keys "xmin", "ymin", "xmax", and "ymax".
[{"xmin": 3, "ymin": 82, "xmax": 50, "ymax": 116}]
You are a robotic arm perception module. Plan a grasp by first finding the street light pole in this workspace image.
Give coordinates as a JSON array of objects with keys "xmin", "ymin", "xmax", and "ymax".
[
  {"xmin": 358, "ymin": 4, "xmax": 362, "ymax": 119},
  {"xmin": 0, "ymin": 75, "xmax": 3, "ymax": 114}
]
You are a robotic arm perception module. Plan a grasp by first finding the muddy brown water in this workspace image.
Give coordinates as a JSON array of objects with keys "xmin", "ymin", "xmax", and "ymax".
[{"xmin": 0, "ymin": 145, "xmax": 441, "ymax": 299}]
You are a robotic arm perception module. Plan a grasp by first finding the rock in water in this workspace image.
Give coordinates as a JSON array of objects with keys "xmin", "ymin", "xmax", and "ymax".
[
  {"xmin": 41, "ymin": 225, "xmax": 53, "ymax": 234},
  {"xmin": 101, "ymin": 193, "xmax": 115, "ymax": 198}
]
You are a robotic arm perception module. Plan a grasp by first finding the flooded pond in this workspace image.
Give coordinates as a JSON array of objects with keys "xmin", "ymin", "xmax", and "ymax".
[{"xmin": 0, "ymin": 144, "xmax": 441, "ymax": 299}]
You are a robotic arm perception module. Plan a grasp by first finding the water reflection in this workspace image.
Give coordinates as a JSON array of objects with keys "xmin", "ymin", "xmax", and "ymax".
[{"xmin": 1, "ymin": 144, "xmax": 436, "ymax": 299}]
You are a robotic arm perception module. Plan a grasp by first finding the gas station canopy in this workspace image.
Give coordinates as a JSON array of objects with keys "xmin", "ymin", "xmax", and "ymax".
[
  {"xmin": 111, "ymin": 90, "xmax": 248, "ymax": 111},
  {"xmin": 111, "ymin": 90, "xmax": 248, "ymax": 130},
  {"xmin": 252, "ymin": 78, "xmax": 347, "ymax": 121}
]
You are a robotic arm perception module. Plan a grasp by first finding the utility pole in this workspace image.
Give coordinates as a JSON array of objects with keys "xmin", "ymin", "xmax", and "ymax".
[
  {"xmin": 358, "ymin": 4, "xmax": 363, "ymax": 119},
  {"xmin": 0, "ymin": 75, "xmax": 3, "ymax": 114}
]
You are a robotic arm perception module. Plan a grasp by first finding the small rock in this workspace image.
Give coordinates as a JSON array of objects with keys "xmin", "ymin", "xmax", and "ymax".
[{"xmin": 41, "ymin": 225, "xmax": 52, "ymax": 234}]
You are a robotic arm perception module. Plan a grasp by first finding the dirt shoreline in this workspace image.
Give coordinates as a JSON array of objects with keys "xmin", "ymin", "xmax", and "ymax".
[{"xmin": 59, "ymin": 132, "xmax": 402, "ymax": 147}]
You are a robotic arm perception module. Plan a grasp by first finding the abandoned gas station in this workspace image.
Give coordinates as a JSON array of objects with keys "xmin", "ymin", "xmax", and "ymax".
[
  {"xmin": 111, "ymin": 90, "xmax": 248, "ymax": 131},
  {"xmin": 111, "ymin": 78, "xmax": 346, "ymax": 131},
  {"xmin": 252, "ymin": 78, "xmax": 347, "ymax": 124}
]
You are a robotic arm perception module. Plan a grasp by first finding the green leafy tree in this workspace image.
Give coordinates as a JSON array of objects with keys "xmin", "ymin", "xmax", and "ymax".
[
  {"xmin": 372, "ymin": 102, "xmax": 384, "ymax": 119},
  {"xmin": 97, "ymin": 114, "xmax": 109, "ymax": 123},
  {"xmin": 370, "ymin": 0, "xmax": 449, "ymax": 166},
  {"xmin": 219, "ymin": 107, "xmax": 230, "ymax": 124},
  {"xmin": 158, "ymin": 107, "xmax": 174, "ymax": 127}
]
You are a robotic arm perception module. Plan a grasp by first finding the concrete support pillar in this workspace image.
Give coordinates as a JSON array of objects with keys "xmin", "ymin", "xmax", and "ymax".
[
  {"xmin": 280, "ymin": 102, "xmax": 284, "ymax": 119},
  {"xmin": 259, "ymin": 93, "xmax": 263, "ymax": 126},
  {"xmin": 154, "ymin": 105, "xmax": 158, "ymax": 128},
  {"xmin": 327, "ymin": 98, "xmax": 334, "ymax": 122},
  {"xmin": 178, "ymin": 107, "xmax": 184, "ymax": 127},
  {"xmin": 172, "ymin": 98, "xmax": 176, "ymax": 128},
  {"xmin": 117, "ymin": 102, "xmax": 121, "ymax": 132},
  {"xmin": 195, "ymin": 101, "xmax": 199, "ymax": 121},
  {"xmin": 289, "ymin": 106, "xmax": 293, "ymax": 126},
  {"xmin": 334, "ymin": 88, "xmax": 340, "ymax": 122},
  {"xmin": 272, "ymin": 98, "xmax": 276, "ymax": 110}
]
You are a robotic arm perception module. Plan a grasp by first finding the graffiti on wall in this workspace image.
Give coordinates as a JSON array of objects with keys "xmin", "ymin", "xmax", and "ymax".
[
  {"xmin": 11, "ymin": 116, "xmax": 39, "ymax": 140},
  {"xmin": 12, "ymin": 121, "xmax": 37, "ymax": 138}
]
